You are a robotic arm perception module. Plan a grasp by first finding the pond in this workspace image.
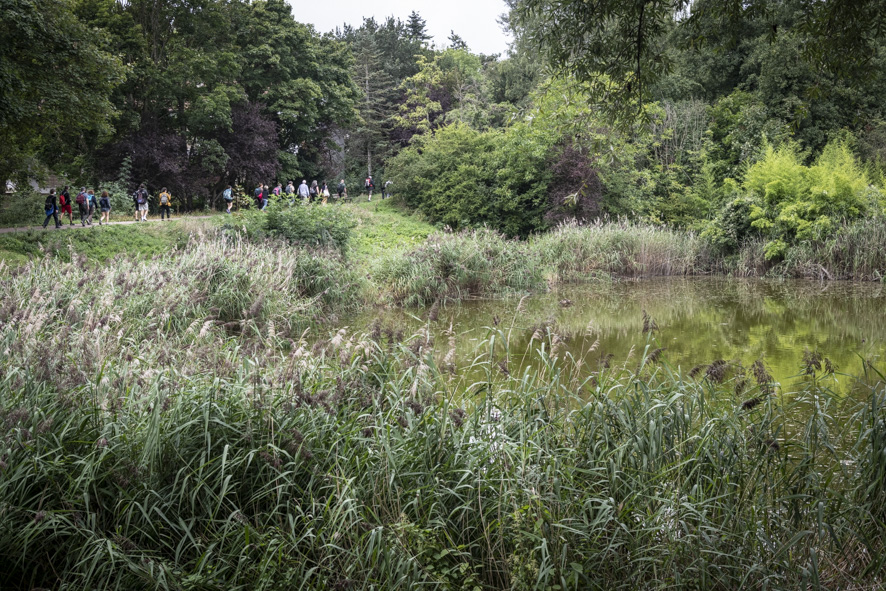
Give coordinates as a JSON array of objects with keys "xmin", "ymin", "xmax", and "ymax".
[{"xmin": 342, "ymin": 278, "xmax": 886, "ymax": 390}]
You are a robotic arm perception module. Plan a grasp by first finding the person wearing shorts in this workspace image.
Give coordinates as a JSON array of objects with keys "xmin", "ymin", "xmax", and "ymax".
[
  {"xmin": 99, "ymin": 190, "xmax": 111, "ymax": 224},
  {"xmin": 135, "ymin": 184, "xmax": 149, "ymax": 221},
  {"xmin": 223, "ymin": 185, "xmax": 233, "ymax": 213}
]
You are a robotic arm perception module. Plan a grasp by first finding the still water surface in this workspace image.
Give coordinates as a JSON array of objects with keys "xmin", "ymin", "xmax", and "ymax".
[{"xmin": 344, "ymin": 278, "xmax": 886, "ymax": 389}]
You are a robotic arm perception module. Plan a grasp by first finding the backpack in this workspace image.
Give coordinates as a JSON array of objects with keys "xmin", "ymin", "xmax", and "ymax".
[
  {"xmin": 136, "ymin": 190, "xmax": 146, "ymax": 205},
  {"xmin": 159, "ymin": 192, "xmax": 169, "ymax": 205},
  {"xmin": 76, "ymin": 192, "xmax": 86, "ymax": 205},
  {"xmin": 45, "ymin": 196, "xmax": 54, "ymax": 210}
]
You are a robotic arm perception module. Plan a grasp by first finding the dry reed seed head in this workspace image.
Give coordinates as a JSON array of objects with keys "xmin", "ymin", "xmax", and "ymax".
[
  {"xmin": 96, "ymin": 438, "xmax": 109, "ymax": 448},
  {"xmin": 825, "ymin": 357, "xmax": 836, "ymax": 374},
  {"xmin": 600, "ymin": 353, "xmax": 615, "ymax": 369},
  {"xmin": 705, "ymin": 360, "xmax": 728, "ymax": 383},
  {"xmin": 3, "ymin": 407, "xmax": 29, "ymax": 428},
  {"xmin": 428, "ymin": 300, "xmax": 440, "ymax": 322},
  {"xmin": 764, "ymin": 438, "xmax": 780, "ymax": 453},
  {"xmin": 741, "ymin": 396, "xmax": 763, "ymax": 411},
  {"xmin": 406, "ymin": 399, "xmax": 424, "ymax": 415},
  {"xmin": 449, "ymin": 408, "xmax": 466, "ymax": 428},
  {"xmin": 642, "ymin": 310, "xmax": 659, "ymax": 334},
  {"xmin": 802, "ymin": 348, "xmax": 822, "ymax": 375},
  {"xmin": 497, "ymin": 359, "xmax": 510, "ymax": 376},
  {"xmin": 647, "ymin": 348, "xmax": 665, "ymax": 364},
  {"xmin": 752, "ymin": 360, "xmax": 772, "ymax": 385}
]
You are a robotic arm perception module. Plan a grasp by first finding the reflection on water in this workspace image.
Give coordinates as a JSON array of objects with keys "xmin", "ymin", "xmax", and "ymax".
[{"xmin": 343, "ymin": 278, "xmax": 886, "ymax": 389}]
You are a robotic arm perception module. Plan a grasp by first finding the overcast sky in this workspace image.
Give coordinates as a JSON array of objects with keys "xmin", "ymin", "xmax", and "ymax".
[{"xmin": 289, "ymin": 0, "xmax": 513, "ymax": 56}]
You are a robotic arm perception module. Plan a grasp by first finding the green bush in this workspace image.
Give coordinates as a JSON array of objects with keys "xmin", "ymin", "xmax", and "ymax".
[
  {"xmin": 389, "ymin": 122, "xmax": 553, "ymax": 237},
  {"xmin": 745, "ymin": 139, "xmax": 879, "ymax": 258}
]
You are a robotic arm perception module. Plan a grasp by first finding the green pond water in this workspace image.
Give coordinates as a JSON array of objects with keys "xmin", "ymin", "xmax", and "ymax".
[{"xmin": 343, "ymin": 278, "xmax": 886, "ymax": 390}]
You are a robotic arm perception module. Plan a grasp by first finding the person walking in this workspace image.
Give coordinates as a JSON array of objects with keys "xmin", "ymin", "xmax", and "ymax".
[
  {"xmin": 273, "ymin": 183, "xmax": 282, "ymax": 197},
  {"xmin": 99, "ymin": 190, "xmax": 111, "ymax": 224},
  {"xmin": 285, "ymin": 181, "xmax": 295, "ymax": 196},
  {"xmin": 59, "ymin": 186, "xmax": 74, "ymax": 225},
  {"xmin": 76, "ymin": 187, "xmax": 89, "ymax": 226},
  {"xmin": 253, "ymin": 183, "xmax": 263, "ymax": 209},
  {"xmin": 223, "ymin": 185, "xmax": 233, "ymax": 214},
  {"xmin": 337, "ymin": 179, "xmax": 346, "ymax": 202},
  {"xmin": 86, "ymin": 189, "xmax": 98, "ymax": 226},
  {"xmin": 158, "ymin": 187, "xmax": 172, "ymax": 220},
  {"xmin": 384, "ymin": 180, "xmax": 393, "ymax": 199},
  {"xmin": 364, "ymin": 175, "xmax": 374, "ymax": 201},
  {"xmin": 134, "ymin": 184, "xmax": 149, "ymax": 221},
  {"xmin": 262, "ymin": 185, "xmax": 270, "ymax": 210},
  {"xmin": 309, "ymin": 180, "xmax": 319, "ymax": 203},
  {"xmin": 321, "ymin": 182, "xmax": 329, "ymax": 205},
  {"xmin": 42, "ymin": 189, "xmax": 61, "ymax": 229},
  {"xmin": 297, "ymin": 180, "xmax": 310, "ymax": 202}
]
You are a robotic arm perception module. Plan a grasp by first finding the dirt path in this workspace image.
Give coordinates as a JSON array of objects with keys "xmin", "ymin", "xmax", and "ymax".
[{"xmin": 0, "ymin": 216, "xmax": 216, "ymax": 234}]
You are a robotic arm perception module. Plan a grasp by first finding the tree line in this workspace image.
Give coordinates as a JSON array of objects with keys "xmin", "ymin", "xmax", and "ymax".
[{"xmin": 3, "ymin": 0, "xmax": 886, "ymax": 258}]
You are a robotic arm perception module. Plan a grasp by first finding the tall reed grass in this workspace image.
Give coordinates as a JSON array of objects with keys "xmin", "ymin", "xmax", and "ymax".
[
  {"xmin": 532, "ymin": 219, "xmax": 720, "ymax": 281},
  {"xmin": 1, "ymin": 234, "xmax": 885, "ymax": 589},
  {"xmin": 373, "ymin": 228, "xmax": 544, "ymax": 306}
]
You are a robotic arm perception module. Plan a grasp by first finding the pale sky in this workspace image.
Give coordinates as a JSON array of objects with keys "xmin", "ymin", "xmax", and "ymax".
[{"xmin": 289, "ymin": 0, "xmax": 513, "ymax": 56}]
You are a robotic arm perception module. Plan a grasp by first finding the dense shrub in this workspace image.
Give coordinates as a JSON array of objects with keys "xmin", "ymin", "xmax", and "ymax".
[{"xmin": 745, "ymin": 139, "xmax": 880, "ymax": 259}]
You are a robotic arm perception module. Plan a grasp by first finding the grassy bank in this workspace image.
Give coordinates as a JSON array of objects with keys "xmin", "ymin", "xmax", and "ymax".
[
  {"xmin": 0, "ymin": 218, "xmax": 217, "ymax": 265},
  {"xmin": 1, "ymin": 239, "xmax": 884, "ymax": 588}
]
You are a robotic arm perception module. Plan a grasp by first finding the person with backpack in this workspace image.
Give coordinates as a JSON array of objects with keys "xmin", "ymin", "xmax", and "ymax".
[
  {"xmin": 134, "ymin": 184, "xmax": 149, "ymax": 221},
  {"xmin": 99, "ymin": 190, "xmax": 111, "ymax": 224},
  {"xmin": 254, "ymin": 183, "xmax": 263, "ymax": 209},
  {"xmin": 223, "ymin": 185, "xmax": 233, "ymax": 214},
  {"xmin": 384, "ymin": 180, "xmax": 393, "ymax": 199},
  {"xmin": 86, "ymin": 189, "xmax": 98, "ymax": 226},
  {"xmin": 364, "ymin": 176, "xmax": 374, "ymax": 201},
  {"xmin": 273, "ymin": 183, "xmax": 282, "ymax": 197},
  {"xmin": 76, "ymin": 187, "xmax": 89, "ymax": 226},
  {"xmin": 285, "ymin": 181, "xmax": 295, "ymax": 196},
  {"xmin": 158, "ymin": 187, "xmax": 172, "ymax": 220},
  {"xmin": 262, "ymin": 185, "xmax": 270, "ymax": 210},
  {"xmin": 59, "ymin": 186, "xmax": 73, "ymax": 225},
  {"xmin": 337, "ymin": 179, "xmax": 346, "ymax": 201},
  {"xmin": 42, "ymin": 189, "xmax": 61, "ymax": 229}
]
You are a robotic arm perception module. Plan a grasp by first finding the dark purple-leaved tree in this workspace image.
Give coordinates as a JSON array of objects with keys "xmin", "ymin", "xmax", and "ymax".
[{"xmin": 544, "ymin": 143, "xmax": 603, "ymax": 226}]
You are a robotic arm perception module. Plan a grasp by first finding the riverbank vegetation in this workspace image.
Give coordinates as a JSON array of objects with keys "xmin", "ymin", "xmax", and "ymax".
[{"xmin": 2, "ymin": 234, "xmax": 885, "ymax": 589}]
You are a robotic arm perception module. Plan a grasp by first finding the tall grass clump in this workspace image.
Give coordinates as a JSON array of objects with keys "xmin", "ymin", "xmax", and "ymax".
[
  {"xmin": 0, "ymin": 227, "xmax": 362, "ymax": 396},
  {"xmin": 732, "ymin": 217, "xmax": 886, "ymax": 280},
  {"xmin": 1, "ymin": 298, "xmax": 885, "ymax": 589},
  {"xmin": 533, "ymin": 219, "xmax": 719, "ymax": 281},
  {"xmin": 373, "ymin": 227, "xmax": 544, "ymax": 306},
  {"xmin": 233, "ymin": 200, "xmax": 356, "ymax": 256}
]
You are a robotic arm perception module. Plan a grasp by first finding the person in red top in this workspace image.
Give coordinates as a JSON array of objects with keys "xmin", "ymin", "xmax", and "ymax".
[{"xmin": 59, "ymin": 185, "xmax": 74, "ymax": 225}]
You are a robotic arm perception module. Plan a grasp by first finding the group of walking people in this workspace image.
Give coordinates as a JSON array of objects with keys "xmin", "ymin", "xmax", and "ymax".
[
  {"xmin": 42, "ymin": 174, "xmax": 394, "ymax": 227},
  {"xmin": 225, "ymin": 176, "xmax": 392, "ymax": 214},
  {"xmin": 42, "ymin": 186, "xmax": 112, "ymax": 228},
  {"xmin": 42, "ymin": 183, "xmax": 175, "ymax": 229}
]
